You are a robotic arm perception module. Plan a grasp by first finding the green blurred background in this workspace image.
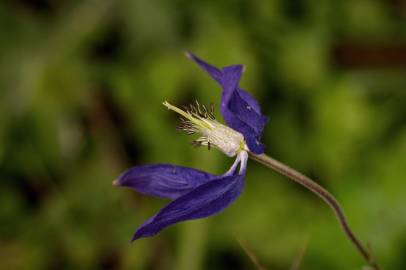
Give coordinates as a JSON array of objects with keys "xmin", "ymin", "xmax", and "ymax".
[{"xmin": 1, "ymin": 0, "xmax": 406, "ymax": 269}]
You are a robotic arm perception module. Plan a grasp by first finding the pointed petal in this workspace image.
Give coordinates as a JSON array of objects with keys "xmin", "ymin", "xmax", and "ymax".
[
  {"xmin": 185, "ymin": 52, "xmax": 223, "ymax": 84},
  {"xmin": 237, "ymin": 88, "xmax": 262, "ymax": 113},
  {"xmin": 187, "ymin": 53, "xmax": 268, "ymax": 154},
  {"xmin": 115, "ymin": 164, "xmax": 216, "ymax": 200},
  {"xmin": 132, "ymin": 174, "xmax": 244, "ymax": 240},
  {"xmin": 220, "ymin": 66, "xmax": 268, "ymax": 154}
]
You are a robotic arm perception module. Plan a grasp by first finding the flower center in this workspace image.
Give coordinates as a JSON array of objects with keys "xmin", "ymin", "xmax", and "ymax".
[{"xmin": 163, "ymin": 101, "xmax": 247, "ymax": 157}]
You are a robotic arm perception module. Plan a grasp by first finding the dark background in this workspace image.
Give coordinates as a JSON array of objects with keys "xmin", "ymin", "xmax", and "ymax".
[{"xmin": 1, "ymin": 0, "xmax": 406, "ymax": 269}]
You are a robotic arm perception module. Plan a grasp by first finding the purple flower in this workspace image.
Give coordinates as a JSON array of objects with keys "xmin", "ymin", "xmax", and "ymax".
[{"xmin": 114, "ymin": 52, "xmax": 268, "ymax": 241}]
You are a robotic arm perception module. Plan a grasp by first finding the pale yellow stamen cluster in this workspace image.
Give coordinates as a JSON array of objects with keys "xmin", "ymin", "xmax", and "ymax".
[{"xmin": 163, "ymin": 101, "xmax": 247, "ymax": 157}]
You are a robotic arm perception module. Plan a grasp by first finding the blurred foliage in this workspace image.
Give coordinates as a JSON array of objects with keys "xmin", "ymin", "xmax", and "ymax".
[{"xmin": 0, "ymin": 0, "xmax": 405, "ymax": 269}]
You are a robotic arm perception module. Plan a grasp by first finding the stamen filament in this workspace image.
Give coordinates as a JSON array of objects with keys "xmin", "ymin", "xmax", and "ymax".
[
  {"xmin": 163, "ymin": 101, "xmax": 212, "ymax": 130},
  {"xmin": 164, "ymin": 100, "xmax": 247, "ymax": 157}
]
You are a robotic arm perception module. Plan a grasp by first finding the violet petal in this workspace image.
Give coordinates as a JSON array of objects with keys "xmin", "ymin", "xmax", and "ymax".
[
  {"xmin": 116, "ymin": 164, "xmax": 216, "ymax": 200},
  {"xmin": 185, "ymin": 52, "xmax": 222, "ymax": 84},
  {"xmin": 132, "ymin": 174, "xmax": 244, "ymax": 240}
]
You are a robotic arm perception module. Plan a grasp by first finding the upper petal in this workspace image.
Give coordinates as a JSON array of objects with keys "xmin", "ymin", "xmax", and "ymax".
[
  {"xmin": 234, "ymin": 88, "xmax": 269, "ymax": 134},
  {"xmin": 187, "ymin": 52, "xmax": 268, "ymax": 154},
  {"xmin": 221, "ymin": 66, "xmax": 268, "ymax": 135},
  {"xmin": 115, "ymin": 164, "xmax": 216, "ymax": 200},
  {"xmin": 237, "ymin": 88, "xmax": 262, "ymax": 114},
  {"xmin": 185, "ymin": 52, "xmax": 223, "ymax": 84},
  {"xmin": 132, "ymin": 173, "xmax": 244, "ymax": 240}
]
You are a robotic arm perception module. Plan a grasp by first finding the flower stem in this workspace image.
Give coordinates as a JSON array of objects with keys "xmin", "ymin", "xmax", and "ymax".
[{"xmin": 248, "ymin": 152, "xmax": 380, "ymax": 270}]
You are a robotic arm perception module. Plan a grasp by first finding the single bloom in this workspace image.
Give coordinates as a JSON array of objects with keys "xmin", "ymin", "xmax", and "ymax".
[{"xmin": 114, "ymin": 52, "xmax": 268, "ymax": 241}]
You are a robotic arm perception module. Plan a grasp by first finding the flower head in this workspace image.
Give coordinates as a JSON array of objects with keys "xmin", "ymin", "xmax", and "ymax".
[
  {"xmin": 185, "ymin": 52, "xmax": 268, "ymax": 154},
  {"xmin": 114, "ymin": 52, "xmax": 268, "ymax": 241}
]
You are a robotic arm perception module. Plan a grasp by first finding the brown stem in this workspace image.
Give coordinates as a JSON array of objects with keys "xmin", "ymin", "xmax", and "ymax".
[{"xmin": 249, "ymin": 152, "xmax": 380, "ymax": 270}]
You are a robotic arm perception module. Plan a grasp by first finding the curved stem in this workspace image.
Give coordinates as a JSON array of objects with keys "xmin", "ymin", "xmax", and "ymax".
[{"xmin": 249, "ymin": 152, "xmax": 379, "ymax": 270}]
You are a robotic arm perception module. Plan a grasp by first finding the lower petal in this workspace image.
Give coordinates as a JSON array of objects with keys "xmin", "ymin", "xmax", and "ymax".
[
  {"xmin": 115, "ymin": 164, "xmax": 216, "ymax": 200},
  {"xmin": 132, "ymin": 174, "xmax": 244, "ymax": 240}
]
